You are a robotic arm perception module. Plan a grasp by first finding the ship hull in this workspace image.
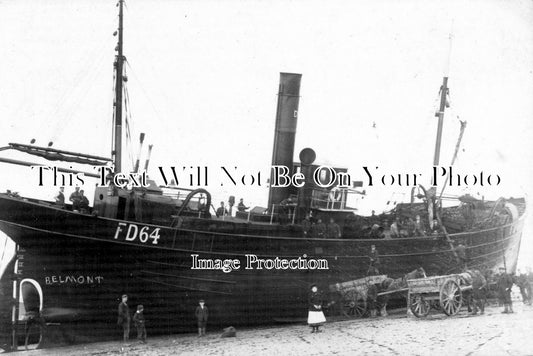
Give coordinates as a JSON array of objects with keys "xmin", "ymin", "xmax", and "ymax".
[{"xmin": 0, "ymin": 195, "xmax": 524, "ymax": 349}]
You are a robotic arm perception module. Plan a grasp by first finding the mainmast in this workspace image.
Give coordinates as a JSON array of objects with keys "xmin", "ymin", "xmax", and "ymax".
[{"xmin": 113, "ymin": 0, "xmax": 125, "ymax": 173}]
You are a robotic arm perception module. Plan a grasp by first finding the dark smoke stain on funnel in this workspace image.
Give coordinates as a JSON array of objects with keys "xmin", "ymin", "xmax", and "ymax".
[{"xmin": 267, "ymin": 73, "xmax": 302, "ymax": 209}]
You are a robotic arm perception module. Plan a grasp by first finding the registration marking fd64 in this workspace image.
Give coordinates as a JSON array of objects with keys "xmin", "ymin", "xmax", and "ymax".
[{"xmin": 114, "ymin": 223, "xmax": 161, "ymax": 245}]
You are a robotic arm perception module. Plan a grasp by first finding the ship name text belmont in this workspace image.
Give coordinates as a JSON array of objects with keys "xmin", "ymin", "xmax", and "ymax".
[
  {"xmin": 45, "ymin": 275, "xmax": 104, "ymax": 285},
  {"xmin": 32, "ymin": 165, "xmax": 501, "ymax": 188}
]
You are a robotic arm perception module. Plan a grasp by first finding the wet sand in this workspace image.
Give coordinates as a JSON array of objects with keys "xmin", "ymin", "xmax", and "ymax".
[{"xmin": 16, "ymin": 303, "xmax": 533, "ymax": 356}]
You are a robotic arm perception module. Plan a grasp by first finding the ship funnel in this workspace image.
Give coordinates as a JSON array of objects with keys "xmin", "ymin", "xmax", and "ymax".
[{"xmin": 267, "ymin": 72, "xmax": 302, "ymax": 209}]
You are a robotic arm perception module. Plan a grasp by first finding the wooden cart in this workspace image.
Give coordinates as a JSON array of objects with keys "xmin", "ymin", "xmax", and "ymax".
[
  {"xmin": 329, "ymin": 275, "xmax": 388, "ymax": 317},
  {"xmin": 407, "ymin": 274, "xmax": 472, "ymax": 317}
]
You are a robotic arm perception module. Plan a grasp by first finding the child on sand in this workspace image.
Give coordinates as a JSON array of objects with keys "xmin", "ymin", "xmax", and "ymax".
[{"xmin": 133, "ymin": 305, "xmax": 146, "ymax": 343}]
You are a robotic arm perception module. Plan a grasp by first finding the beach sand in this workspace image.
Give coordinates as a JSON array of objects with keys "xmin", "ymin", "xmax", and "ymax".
[{"xmin": 15, "ymin": 303, "xmax": 533, "ymax": 356}]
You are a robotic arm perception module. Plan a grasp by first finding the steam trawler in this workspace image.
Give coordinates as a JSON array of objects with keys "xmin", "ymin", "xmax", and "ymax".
[{"xmin": 0, "ymin": 0, "xmax": 525, "ymax": 350}]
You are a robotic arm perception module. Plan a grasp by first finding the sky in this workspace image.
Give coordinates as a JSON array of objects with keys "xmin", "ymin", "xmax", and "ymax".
[{"xmin": 0, "ymin": 0, "xmax": 532, "ymax": 270}]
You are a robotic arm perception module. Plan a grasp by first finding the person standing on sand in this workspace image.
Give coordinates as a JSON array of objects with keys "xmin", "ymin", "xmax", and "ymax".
[
  {"xmin": 515, "ymin": 269, "xmax": 531, "ymax": 305},
  {"xmin": 307, "ymin": 285, "xmax": 326, "ymax": 333},
  {"xmin": 470, "ymin": 269, "xmax": 487, "ymax": 315},
  {"xmin": 195, "ymin": 299, "xmax": 208, "ymax": 337},
  {"xmin": 497, "ymin": 267, "xmax": 514, "ymax": 314},
  {"xmin": 117, "ymin": 294, "xmax": 131, "ymax": 342},
  {"xmin": 133, "ymin": 305, "xmax": 146, "ymax": 343}
]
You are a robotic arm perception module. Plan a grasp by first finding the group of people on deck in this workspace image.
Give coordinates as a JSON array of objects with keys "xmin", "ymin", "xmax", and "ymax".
[
  {"xmin": 302, "ymin": 215, "xmax": 341, "ymax": 239},
  {"xmin": 367, "ymin": 212, "xmax": 439, "ymax": 239},
  {"xmin": 53, "ymin": 186, "xmax": 89, "ymax": 213},
  {"xmin": 215, "ymin": 198, "xmax": 249, "ymax": 217}
]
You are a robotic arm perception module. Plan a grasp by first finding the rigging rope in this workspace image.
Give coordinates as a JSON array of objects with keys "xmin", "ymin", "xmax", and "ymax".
[
  {"xmin": 41, "ymin": 14, "xmax": 117, "ymax": 146},
  {"xmin": 44, "ymin": 43, "xmax": 108, "ymax": 143},
  {"xmin": 123, "ymin": 66, "xmax": 136, "ymax": 170},
  {"xmin": 125, "ymin": 59, "xmax": 174, "ymax": 139}
]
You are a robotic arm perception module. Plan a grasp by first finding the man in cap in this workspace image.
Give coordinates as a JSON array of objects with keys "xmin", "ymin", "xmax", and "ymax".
[
  {"xmin": 237, "ymin": 198, "xmax": 248, "ymax": 212},
  {"xmin": 497, "ymin": 267, "xmax": 514, "ymax": 313},
  {"xmin": 69, "ymin": 186, "xmax": 82, "ymax": 211},
  {"xmin": 79, "ymin": 189, "xmax": 90, "ymax": 213},
  {"xmin": 117, "ymin": 294, "xmax": 131, "ymax": 342},
  {"xmin": 54, "ymin": 187, "xmax": 65, "ymax": 208},
  {"xmin": 195, "ymin": 299, "xmax": 209, "ymax": 336},
  {"xmin": 216, "ymin": 202, "xmax": 228, "ymax": 217},
  {"xmin": 311, "ymin": 218, "xmax": 326, "ymax": 238}
]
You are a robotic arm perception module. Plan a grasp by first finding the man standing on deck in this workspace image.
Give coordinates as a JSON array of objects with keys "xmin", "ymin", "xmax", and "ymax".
[
  {"xmin": 302, "ymin": 214, "xmax": 312, "ymax": 237},
  {"xmin": 69, "ymin": 186, "xmax": 82, "ymax": 211},
  {"xmin": 79, "ymin": 190, "xmax": 89, "ymax": 213},
  {"xmin": 390, "ymin": 219, "xmax": 400, "ymax": 238},
  {"xmin": 117, "ymin": 294, "xmax": 131, "ymax": 342},
  {"xmin": 216, "ymin": 202, "xmax": 228, "ymax": 217},
  {"xmin": 312, "ymin": 219, "xmax": 326, "ymax": 238},
  {"xmin": 237, "ymin": 198, "xmax": 248, "ymax": 212},
  {"xmin": 326, "ymin": 218, "xmax": 341, "ymax": 239},
  {"xmin": 413, "ymin": 215, "xmax": 425, "ymax": 236},
  {"xmin": 54, "ymin": 186, "xmax": 65, "ymax": 208},
  {"xmin": 497, "ymin": 267, "xmax": 514, "ymax": 313}
]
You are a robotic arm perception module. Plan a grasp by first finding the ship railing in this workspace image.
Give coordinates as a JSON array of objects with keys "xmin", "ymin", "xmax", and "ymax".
[
  {"xmin": 201, "ymin": 216, "xmax": 515, "ymax": 244},
  {"xmin": 269, "ymin": 203, "xmax": 297, "ymax": 224},
  {"xmin": 310, "ymin": 187, "xmax": 349, "ymax": 210},
  {"xmin": 160, "ymin": 186, "xmax": 199, "ymax": 200}
]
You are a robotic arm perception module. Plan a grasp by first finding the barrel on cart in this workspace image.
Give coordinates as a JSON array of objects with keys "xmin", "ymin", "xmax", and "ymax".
[
  {"xmin": 329, "ymin": 275, "xmax": 388, "ymax": 317},
  {"xmin": 407, "ymin": 274, "xmax": 472, "ymax": 317}
]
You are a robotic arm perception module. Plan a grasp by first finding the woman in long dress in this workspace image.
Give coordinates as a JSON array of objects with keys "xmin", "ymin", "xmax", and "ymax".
[{"xmin": 307, "ymin": 285, "xmax": 326, "ymax": 333}]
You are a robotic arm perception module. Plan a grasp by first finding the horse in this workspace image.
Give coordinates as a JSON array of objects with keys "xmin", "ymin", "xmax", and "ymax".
[
  {"xmin": 376, "ymin": 267, "xmax": 427, "ymax": 316},
  {"xmin": 460, "ymin": 269, "xmax": 487, "ymax": 313}
]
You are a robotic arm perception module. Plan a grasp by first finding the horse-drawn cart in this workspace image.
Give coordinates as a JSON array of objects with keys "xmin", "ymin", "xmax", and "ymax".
[
  {"xmin": 407, "ymin": 274, "xmax": 472, "ymax": 317},
  {"xmin": 329, "ymin": 275, "xmax": 388, "ymax": 317}
]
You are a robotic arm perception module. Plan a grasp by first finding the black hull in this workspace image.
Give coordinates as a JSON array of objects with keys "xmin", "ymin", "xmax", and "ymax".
[{"xmin": 0, "ymin": 195, "xmax": 524, "ymax": 348}]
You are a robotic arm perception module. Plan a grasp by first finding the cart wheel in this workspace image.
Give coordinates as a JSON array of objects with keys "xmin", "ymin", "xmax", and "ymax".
[
  {"xmin": 410, "ymin": 294, "xmax": 430, "ymax": 317},
  {"xmin": 439, "ymin": 279, "xmax": 462, "ymax": 316},
  {"xmin": 342, "ymin": 291, "xmax": 367, "ymax": 317}
]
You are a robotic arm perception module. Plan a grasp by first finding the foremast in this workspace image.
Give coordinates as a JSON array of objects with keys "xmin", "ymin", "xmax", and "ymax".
[
  {"xmin": 427, "ymin": 33, "xmax": 462, "ymax": 265},
  {"xmin": 433, "ymin": 77, "xmax": 449, "ymax": 166},
  {"xmin": 113, "ymin": 0, "xmax": 125, "ymax": 173},
  {"xmin": 433, "ymin": 32, "xmax": 453, "ymax": 167}
]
